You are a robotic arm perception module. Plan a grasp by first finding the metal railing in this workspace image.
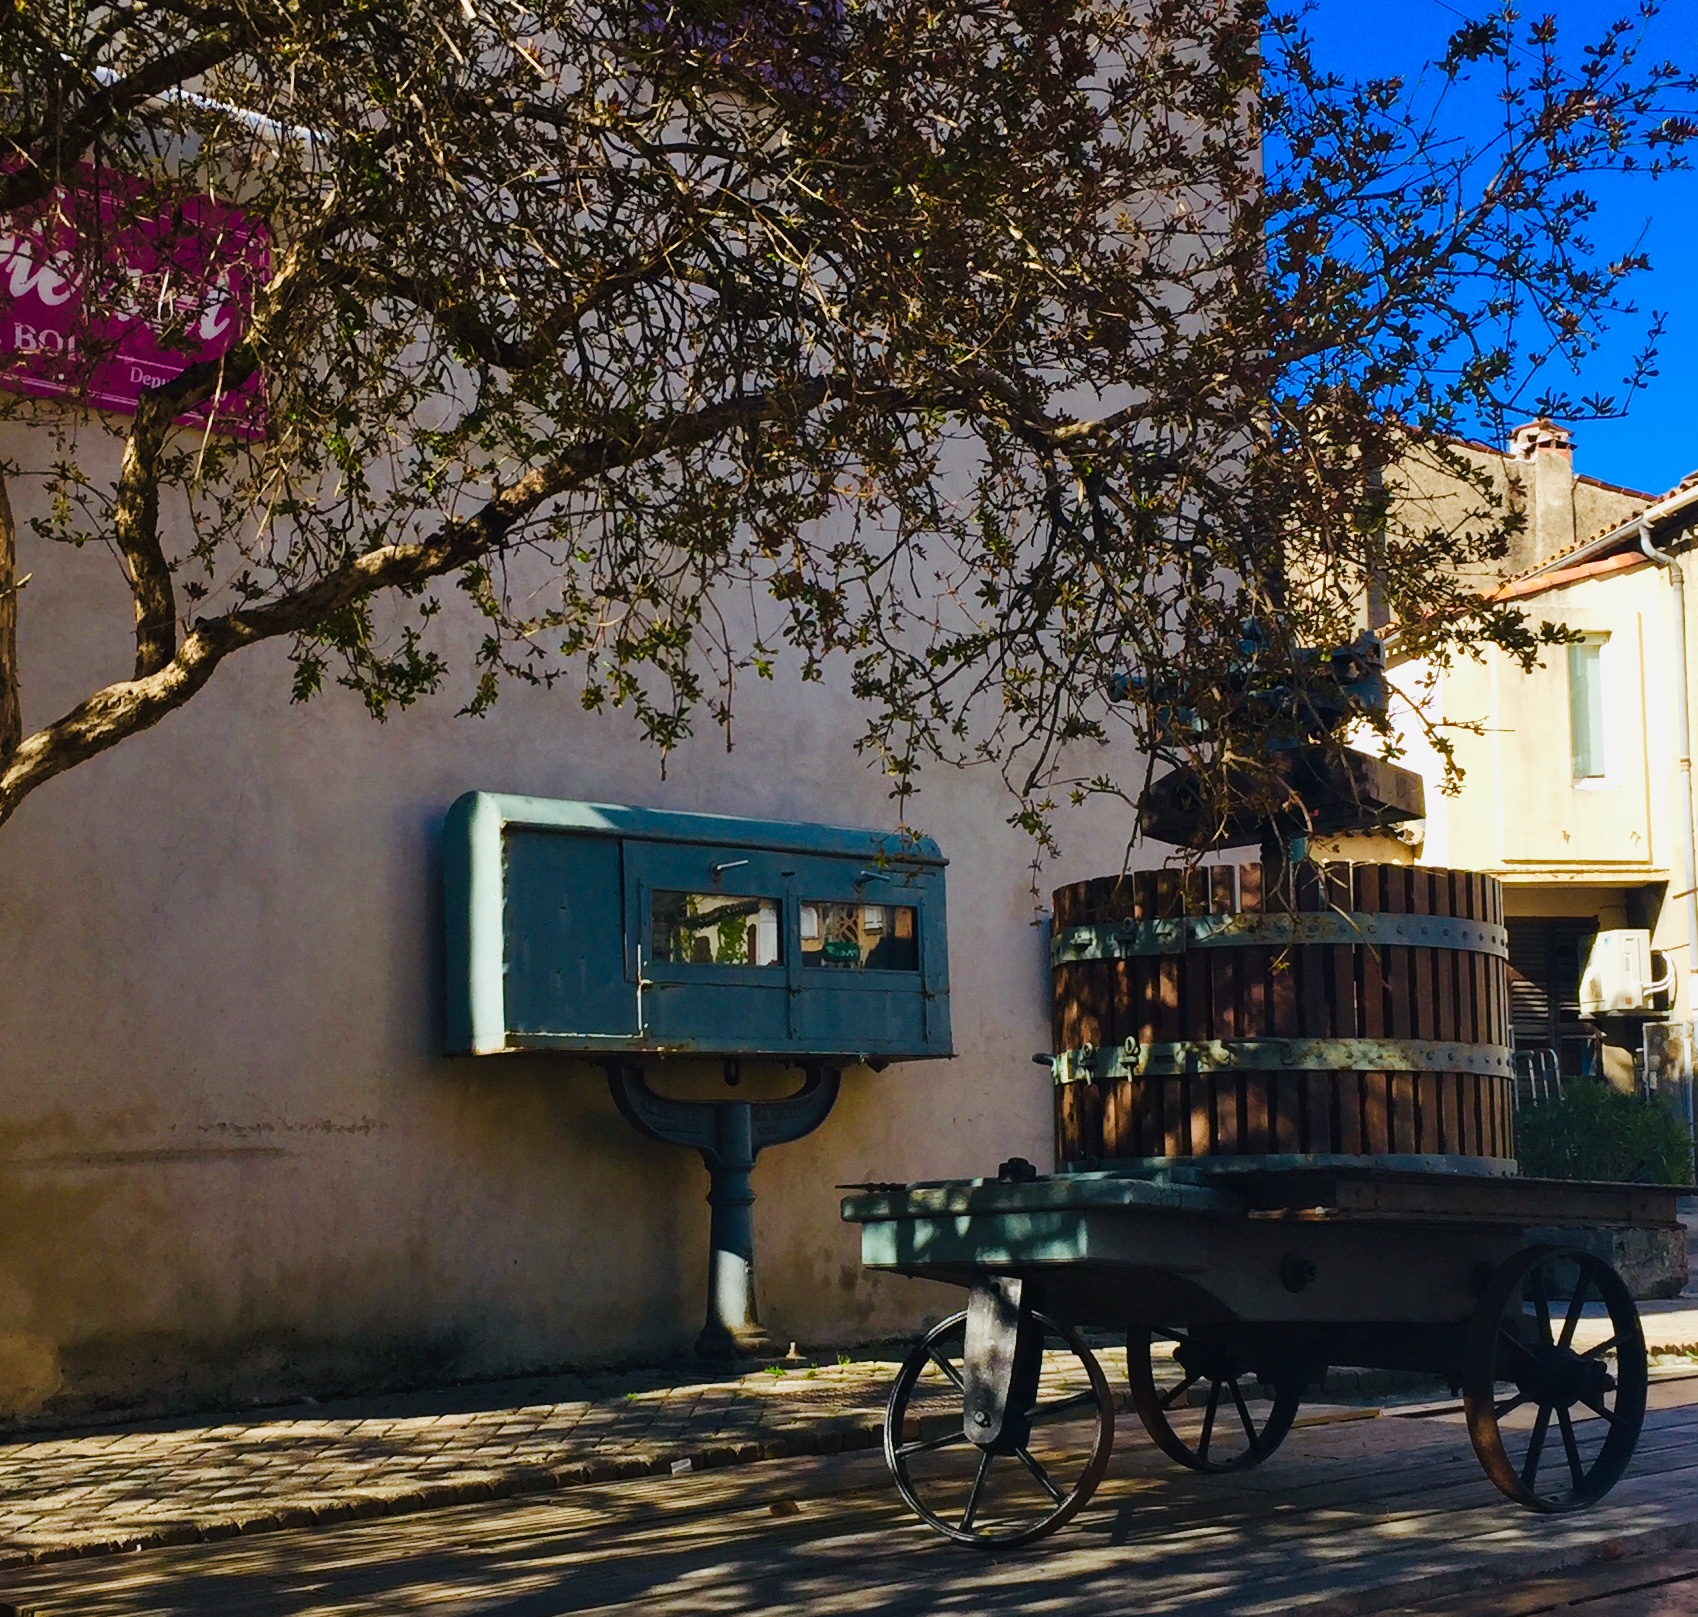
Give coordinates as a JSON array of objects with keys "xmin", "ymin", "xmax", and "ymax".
[{"xmin": 1512, "ymin": 1047, "xmax": 1563, "ymax": 1108}]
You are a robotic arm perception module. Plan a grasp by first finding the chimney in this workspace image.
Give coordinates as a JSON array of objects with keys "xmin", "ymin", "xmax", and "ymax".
[{"xmin": 1508, "ymin": 418, "xmax": 1576, "ymax": 565}]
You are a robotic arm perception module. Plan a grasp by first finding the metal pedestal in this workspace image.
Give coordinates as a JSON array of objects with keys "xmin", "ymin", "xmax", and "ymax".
[{"xmin": 607, "ymin": 1062, "xmax": 842, "ymax": 1358}]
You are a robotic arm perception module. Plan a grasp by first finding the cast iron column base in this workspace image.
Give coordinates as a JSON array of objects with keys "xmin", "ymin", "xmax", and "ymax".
[{"xmin": 606, "ymin": 1061, "xmax": 842, "ymax": 1360}]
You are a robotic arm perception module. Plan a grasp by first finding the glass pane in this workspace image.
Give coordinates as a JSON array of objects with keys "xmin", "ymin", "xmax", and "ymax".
[
  {"xmin": 1568, "ymin": 639, "xmax": 1607, "ymax": 780},
  {"xmin": 799, "ymin": 902, "xmax": 918, "ymax": 970},
  {"xmin": 651, "ymin": 892, "xmax": 781, "ymax": 966}
]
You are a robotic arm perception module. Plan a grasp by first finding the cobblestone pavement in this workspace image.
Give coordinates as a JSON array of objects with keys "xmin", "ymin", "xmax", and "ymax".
[
  {"xmin": 8, "ymin": 1369, "xmax": 1698, "ymax": 1615},
  {"xmin": 1, "ymin": 1301, "xmax": 1696, "ymax": 1575},
  {"xmin": 0, "ymin": 1340, "xmax": 1134, "ymax": 1570}
]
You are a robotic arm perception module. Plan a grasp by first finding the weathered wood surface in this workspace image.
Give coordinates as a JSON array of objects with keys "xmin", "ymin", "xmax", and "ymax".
[
  {"xmin": 843, "ymin": 1167, "xmax": 1680, "ymax": 1231},
  {"xmin": 7, "ymin": 1372, "xmax": 1698, "ymax": 1615},
  {"xmin": 1053, "ymin": 863, "xmax": 1514, "ymax": 1167}
]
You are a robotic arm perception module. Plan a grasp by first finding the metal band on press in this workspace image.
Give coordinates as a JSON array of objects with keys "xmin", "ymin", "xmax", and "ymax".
[
  {"xmin": 1050, "ymin": 912, "xmax": 1508, "ymax": 966},
  {"xmin": 1050, "ymin": 1038, "xmax": 1514, "ymax": 1086}
]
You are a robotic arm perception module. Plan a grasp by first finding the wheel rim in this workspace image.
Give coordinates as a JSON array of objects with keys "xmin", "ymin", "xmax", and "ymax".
[
  {"xmin": 883, "ymin": 1308, "xmax": 1115, "ymax": 1548},
  {"xmin": 1127, "ymin": 1327, "xmax": 1303, "ymax": 1473},
  {"xmin": 1463, "ymin": 1245, "xmax": 1648, "ymax": 1513}
]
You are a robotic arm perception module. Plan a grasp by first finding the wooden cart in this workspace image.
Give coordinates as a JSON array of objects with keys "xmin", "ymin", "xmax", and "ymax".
[
  {"xmin": 842, "ymin": 860, "xmax": 1687, "ymax": 1546},
  {"xmin": 842, "ymin": 1162, "xmax": 1679, "ymax": 1547}
]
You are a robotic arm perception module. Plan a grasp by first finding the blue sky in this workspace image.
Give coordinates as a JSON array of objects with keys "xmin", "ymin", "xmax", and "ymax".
[{"xmin": 1303, "ymin": 0, "xmax": 1698, "ymax": 497}]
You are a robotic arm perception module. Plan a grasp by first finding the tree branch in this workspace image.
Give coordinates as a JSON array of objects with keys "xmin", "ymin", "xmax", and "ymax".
[
  {"xmin": 0, "ymin": 370, "xmax": 914, "ymax": 826},
  {"xmin": 0, "ymin": 466, "xmax": 20, "ymax": 763},
  {"xmin": 113, "ymin": 393, "xmax": 187, "ymax": 679},
  {"xmin": 1, "ymin": 35, "xmax": 250, "ymax": 217}
]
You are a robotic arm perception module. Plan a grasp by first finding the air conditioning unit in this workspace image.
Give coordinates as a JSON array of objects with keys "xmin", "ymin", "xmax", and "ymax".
[{"xmin": 1579, "ymin": 929, "xmax": 1674, "ymax": 1016}]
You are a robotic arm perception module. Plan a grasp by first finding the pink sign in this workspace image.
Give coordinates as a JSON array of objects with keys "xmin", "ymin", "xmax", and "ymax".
[{"xmin": 0, "ymin": 174, "xmax": 267, "ymax": 437}]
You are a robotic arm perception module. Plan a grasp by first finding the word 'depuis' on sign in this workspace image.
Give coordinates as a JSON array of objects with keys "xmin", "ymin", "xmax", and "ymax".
[{"xmin": 0, "ymin": 173, "xmax": 269, "ymax": 438}]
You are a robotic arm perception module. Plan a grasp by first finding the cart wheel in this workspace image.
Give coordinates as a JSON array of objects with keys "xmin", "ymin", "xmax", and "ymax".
[
  {"xmin": 883, "ymin": 1308, "xmax": 1114, "ymax": 1548},
  {"xmin": 1463, "ymin": 1245, "xmax": 1647, "ymax": 1513},
  {"xmin": 1127, "ymin": 1327, "xmax": 1304, "ymax": 1473}
]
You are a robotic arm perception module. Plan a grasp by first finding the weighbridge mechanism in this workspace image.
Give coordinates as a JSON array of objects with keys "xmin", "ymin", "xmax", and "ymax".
[{"xmin": 444, "ymin": 792, "xmax": 952, "ymax": 1359}]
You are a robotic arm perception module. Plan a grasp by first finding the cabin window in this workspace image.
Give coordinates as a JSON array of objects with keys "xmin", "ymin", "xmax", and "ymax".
[
  {"xmin": 1568, "ymin": 635, "xmax": 1609, "ymax": 782},
  {"xmin": 651, "ymin": 892, "xmax": 782, "ymax": 966},
  {"xmin": 800, "ymin": 902, "xmax": 918, "ymax": 970}
]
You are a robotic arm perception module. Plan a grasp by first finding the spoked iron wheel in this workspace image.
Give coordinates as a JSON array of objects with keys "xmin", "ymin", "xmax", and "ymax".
[
  {"xmin": 1127, "ymin": 1327, "xmax": 1304, "ymax": 1473},
  {"xmin": 883, "ymin": 1309, "xmax": 1115, "ymax": 1548},
  {"xmin": 1464, "ymin": 1245, "xmax": 1647, "ymax": 1513}
]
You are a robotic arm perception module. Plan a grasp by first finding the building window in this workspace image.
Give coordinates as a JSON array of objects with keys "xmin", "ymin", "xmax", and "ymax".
[{"xmin": 1568, "ymin": 634, "xmax": 1609, "ymax": 782}]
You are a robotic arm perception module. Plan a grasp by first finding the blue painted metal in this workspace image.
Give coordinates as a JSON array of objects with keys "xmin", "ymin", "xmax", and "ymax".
[
  {"xmin": 444, "ymin": 792, "xmax": 952, "ymax": 1061},
  {"xmin": 609, "ymin": 1061, "xmax": 843, "ymax": 1357}
]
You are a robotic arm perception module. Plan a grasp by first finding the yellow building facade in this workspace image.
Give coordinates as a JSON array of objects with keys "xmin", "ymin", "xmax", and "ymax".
[{"xmin": 1390, "ymin": 424, "xmax": 1698, "ymax": 1091}]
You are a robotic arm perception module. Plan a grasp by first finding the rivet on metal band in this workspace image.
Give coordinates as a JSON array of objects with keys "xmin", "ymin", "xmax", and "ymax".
[
  {"xmin": 1050, "ymin": 1038, "xmax": 1515, "ymax": 1085},
  {"xmin": 1050, "ymin": 912, "xmax": 1508, "ymax": 966}
]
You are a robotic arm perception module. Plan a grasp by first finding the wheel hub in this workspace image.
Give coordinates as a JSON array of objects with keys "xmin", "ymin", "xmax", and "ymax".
[
  {"xmin": 1173, "ymin": 1337, "xmax": 1247, "ymax": 1385},
  {"xmin": 1512, "ymin": 1340, "xmax": 1614, "ymax": 1411}
]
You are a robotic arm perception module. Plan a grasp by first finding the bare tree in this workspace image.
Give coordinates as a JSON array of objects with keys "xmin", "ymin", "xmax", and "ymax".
[{"xmin": 0, "ymin": 0, "xmax": 1691, "ymax": 846}]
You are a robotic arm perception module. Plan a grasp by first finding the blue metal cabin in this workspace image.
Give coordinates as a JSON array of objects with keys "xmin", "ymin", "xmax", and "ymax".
[{"xmin": 443, "ymin": 793, "xmax": 952, "ymax": 1062}]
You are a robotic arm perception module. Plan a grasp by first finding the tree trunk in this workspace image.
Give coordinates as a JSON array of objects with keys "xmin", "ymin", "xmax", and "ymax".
[{"xmin": 0, "ymin": 470, "xmax": 20, "ymax": 762}]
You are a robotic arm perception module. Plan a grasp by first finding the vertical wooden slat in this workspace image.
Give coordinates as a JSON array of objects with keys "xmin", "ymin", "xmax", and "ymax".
[
  {"xmin": 1098, "ymin": 1076, "xmax": 1121, "ymax": 1160},
  {"xmin": 1461, "ymin": 880, "xmax": 1484, "ymax": 1159},
  {"xmin": 1455, "ymin": 872, "xmax": 1477, "ymax": 1045},
  {"xmin": 1434, "ymin": 1070, "xmax": 1455, "ymax": 1156},
  {"xmin": 1151, "ymin": 871, "xmax": 1180, "ymax": 1156},
  {"xmin": 1415, "ymin": 1072, "xmax": 1443, "ymax": 1154},
  {"xmin": 1476, "ymin": 873, "xmax": 1493, "ymax": 1045},
  {"xmin": 1273, "ymin": 1072, "xmax": 1302, "ymax": 1153},
  {"xmin": 1336, "ymin": 1070, "xmax": 1364, "ymax": 1153},
  {"xmin": 1270, "ymin": 916, "xmax": 1299, "ymax": 1038},
  {"xmin": 1207, "ymin": 867, "xmax": 1236, "ymax": 1158},
  {"xmin": 1238, "ymin": 864, "xmax": 1268, "ymax": 1152},
  {"xmin": 1492, "ymin": 880, "xmax": 1504, "ymax": 1035},
  {"xmin": 1174, "ymin": 869, "xmax": 1204, "ymax": 1157},
  {"xmin": 1240, "ymin": 862, "xmax": 1267, "ymax": 1035},
  {"xmin": 1135, "ymin": 872, "xmax": 1160, "ymax": 1046},
  {"xmin": 1363, "ymin": 1072, "xmax": 1391, "ymax": 1153},
  {"xmin": 1072, "ymin": 1080, "xmax": 1099, "ymax": 1163},
  {"xmin": 1131, "ymin": 872, "xmax": 1158, "ymax": 1154},
  {"xmin": 1461, "ymin": 1069, "xmax": 1480, "ymax": 1158},
  {"xmin": 1103, "ymin": 877, "xmax": 1134, "ymax": 1161},
  {"xmin": 1350, "ymin": 863, "xmax": 1373, "ymax": 1153},
  {"xmin": 1306, "ymin": 1070, "xmax": 1336, "ymax": 1153},
  {"xmin": 1158, "ymin": 1076, "xmax": 1181, "ymax": 1158},
  {"xmin": 1384, "ymin": 866, "xmax": 1411, "ymax": 1038},
  {"xmin": 1391, "ymin": 1072, "xmax": 1417, "ymax": 1154},
  {"xmin": 1410, "ymin": 866, "xmax": 1435, "ymax": 1042},
  {"xmin": 1475, "ymin": 868, "xmax": 1494, "ymax": 1046},
  {"xmin": 1418, "ymin": 870, "xmax": 1451, "ymax": 1153},
  {"xmin": 1431, "ymin": 870, "xmax": 1454, "ymax": 1038}
]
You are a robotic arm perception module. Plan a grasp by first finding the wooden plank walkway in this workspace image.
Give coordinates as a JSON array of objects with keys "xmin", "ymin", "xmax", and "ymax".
[{"xmin": 3, "ymin": 1373, "xmax": 1696, "ymax": 1615}]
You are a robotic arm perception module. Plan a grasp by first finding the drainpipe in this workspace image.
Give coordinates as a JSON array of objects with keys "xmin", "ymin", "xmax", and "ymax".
[{"xmin": 1637, "ymin": 519, "xmax": 1698, "ymax": 1042}]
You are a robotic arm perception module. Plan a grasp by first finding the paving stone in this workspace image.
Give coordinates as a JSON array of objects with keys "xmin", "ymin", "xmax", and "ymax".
[{"xmin": 0, "ymin": 1337, "xmax": 1681, "ymax": 1577}]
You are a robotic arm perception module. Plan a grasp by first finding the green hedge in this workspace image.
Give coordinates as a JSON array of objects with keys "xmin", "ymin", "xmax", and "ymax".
[{"xmin": 1515, "ymin": 1079, "xmax": 1694, "ymax": 1186}]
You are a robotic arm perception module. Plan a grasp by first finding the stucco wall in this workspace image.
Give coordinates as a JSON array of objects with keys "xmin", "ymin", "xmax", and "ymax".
[
  {"xmin": 1392, "ymin": 561, "xmax": 1691, "ymax": 1018},
  {"xmin": 0, "ymin": 424, "xmax": 1146, "ymax": 1421}
]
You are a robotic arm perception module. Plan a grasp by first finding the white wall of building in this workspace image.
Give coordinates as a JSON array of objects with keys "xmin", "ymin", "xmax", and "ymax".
[{"xmin": 0, "ymin": 422, "xmax": 1146, "ymax": 1419}]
